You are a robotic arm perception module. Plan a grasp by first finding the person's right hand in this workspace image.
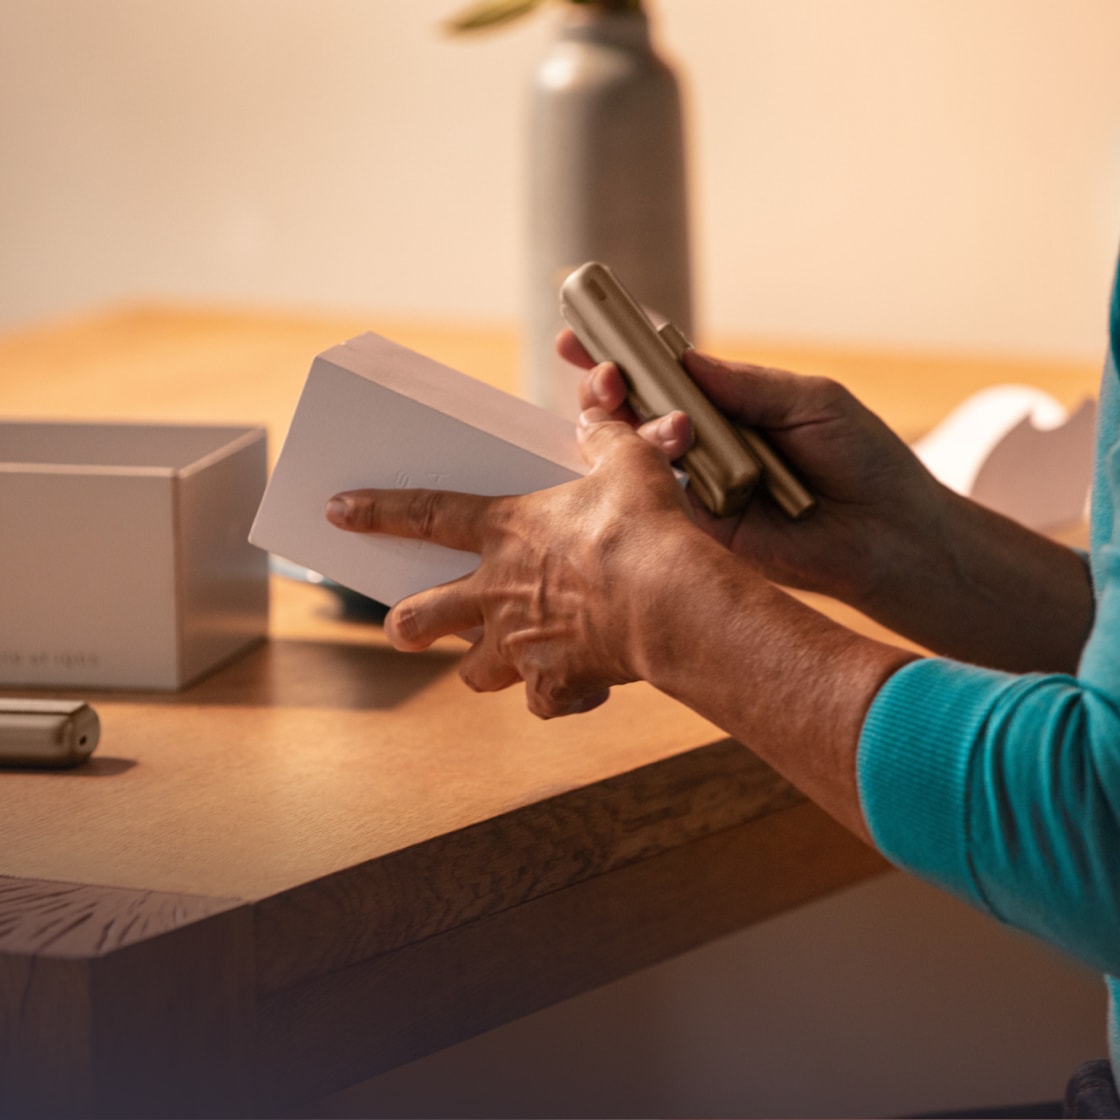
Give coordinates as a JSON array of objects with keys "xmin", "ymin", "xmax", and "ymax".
[{"xmin": 559, "ymin": 329, "xmax": 945, "ymax": 612}]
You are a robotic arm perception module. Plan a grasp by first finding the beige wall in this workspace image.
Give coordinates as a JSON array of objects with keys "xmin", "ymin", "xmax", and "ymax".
[{"xmin": 3, "ymin": 0, "xmax": 1119, "ymax": 361}]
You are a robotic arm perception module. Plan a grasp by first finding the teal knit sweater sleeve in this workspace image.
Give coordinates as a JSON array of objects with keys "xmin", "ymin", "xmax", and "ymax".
[
  {"xmin": 860, "ymin": 660, "xmax": 1120, "ymax": 975},
  {"xmin": 858, "ymin": 268, "xmax": 1120, "ymax": 982}
]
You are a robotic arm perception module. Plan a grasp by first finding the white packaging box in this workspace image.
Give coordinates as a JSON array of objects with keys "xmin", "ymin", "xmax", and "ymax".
[
  {"xmin": 0, "ymin": 421, "xmax": 269, "ymax": 690},
  {"xmin": 250, "ymin": 332, "xmax": 587, "ymax": 607}
]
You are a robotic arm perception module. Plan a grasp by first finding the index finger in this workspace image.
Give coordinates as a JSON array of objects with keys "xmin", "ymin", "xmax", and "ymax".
[
  {"xmin": 326, "ymin": 488, "xmax": 495, "ymax": 553},
  {"xmin": 555, "ymin": 328, "xmax": 596, "ymax": 370}
]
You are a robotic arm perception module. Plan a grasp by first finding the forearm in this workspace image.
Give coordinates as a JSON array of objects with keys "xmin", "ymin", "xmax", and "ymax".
[
  {"xmin": 859, "ymin": 485, "xmax": 1094, "ymax": 673},
  {"xmin": 636, "ymin": 532, "xmax": 917, "ymax": 842}
]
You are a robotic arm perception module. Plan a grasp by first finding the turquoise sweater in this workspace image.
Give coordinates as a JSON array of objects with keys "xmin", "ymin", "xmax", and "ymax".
[{"xmin": 858, "ymin": 261, "xmax": 1120, "ymax": 1074}]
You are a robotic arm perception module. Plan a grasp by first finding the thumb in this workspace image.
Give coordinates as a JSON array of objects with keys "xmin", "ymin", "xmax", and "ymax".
[{"xmin": 684, "ymin": 350, "xmax": 805, "ymax": 429}]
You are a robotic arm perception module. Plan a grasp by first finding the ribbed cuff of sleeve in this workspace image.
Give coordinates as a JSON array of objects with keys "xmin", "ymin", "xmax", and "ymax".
[{"xmin": 858, "ymin": 657, "xmax": 1017, "ymax": 912}]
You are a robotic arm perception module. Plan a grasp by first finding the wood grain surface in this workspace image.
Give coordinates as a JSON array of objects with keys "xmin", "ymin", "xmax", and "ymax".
[
  {"xmin": 255, "ymin": 801, "xmax": 883, "ymax": 1111},
  {"xmin": 0, "ymin": 580, "xmax": 736, "ymax": 902},
  {"xmin": 0, "ymin": 307, "xmax": 1098, "ymax": 1117},
  {"xmin": 0, "ymin": 876, "xmax": 252, "ymax": 1118}
]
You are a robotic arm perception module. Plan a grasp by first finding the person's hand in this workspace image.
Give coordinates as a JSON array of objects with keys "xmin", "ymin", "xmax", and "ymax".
[
  {"xmin": 326, "ymin": 390, "xmax": 916, "ymax": 839},
  {"xmin": 559, "ymin": 329, "xmax": 942, "ymax": 610},
  {"xmin": 325, "ymin": 409, "xmax": 716, "ymax": 718}
]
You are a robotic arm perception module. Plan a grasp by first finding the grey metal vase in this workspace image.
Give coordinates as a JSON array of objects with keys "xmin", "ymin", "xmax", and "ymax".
[{"xmin": 525, "ymin": 1, "xmax": 693, "ymax": 416}]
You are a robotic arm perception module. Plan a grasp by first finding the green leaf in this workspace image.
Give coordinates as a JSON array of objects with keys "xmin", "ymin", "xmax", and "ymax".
[{"xmin": 444, "ymin": 0, "xmax": 548, "ymax": 33}]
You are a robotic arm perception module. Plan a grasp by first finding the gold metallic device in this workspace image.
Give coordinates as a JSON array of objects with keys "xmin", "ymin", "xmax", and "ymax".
[
  {"xmin": 0, "ymin": 698, "xmax": 100, "ymax": 768},
  {"xmin": 560, "ymin": 261, "xmax": 814, "ymax": 520}
]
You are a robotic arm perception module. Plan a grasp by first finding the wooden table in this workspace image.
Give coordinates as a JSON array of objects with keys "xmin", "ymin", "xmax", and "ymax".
[{"xmin": 0, "ymin": 308, "xmax": 1099, "ymax": 1118}]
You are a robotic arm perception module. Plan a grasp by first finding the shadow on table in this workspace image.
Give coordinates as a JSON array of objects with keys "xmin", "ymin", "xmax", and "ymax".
[{"xmin": 171, "ymin": 637, "xmax": 464, "ymax": 711}]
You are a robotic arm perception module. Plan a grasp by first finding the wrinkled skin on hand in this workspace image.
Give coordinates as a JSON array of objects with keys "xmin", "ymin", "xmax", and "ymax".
[
  {"xmin": 326, "ymin": 409, "xmax": 710, "ymax": 719},
  {"xmin": 564, "ymin": 331, "xmax": 1093, "ymax": 675},
  {"xmin": 563, "ymin": 330, "xmax": 941, "ymax": 609}
]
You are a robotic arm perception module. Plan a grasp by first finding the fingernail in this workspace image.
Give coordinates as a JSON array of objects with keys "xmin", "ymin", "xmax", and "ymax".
[{"xmin": 325, "ymin": 496, "xmax": 350, "ymax": 525}]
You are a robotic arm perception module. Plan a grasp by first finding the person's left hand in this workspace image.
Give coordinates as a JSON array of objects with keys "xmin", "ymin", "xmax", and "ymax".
[{"xmin": 325, "ymin": 408, "xmax": 713, "ymax": 718}]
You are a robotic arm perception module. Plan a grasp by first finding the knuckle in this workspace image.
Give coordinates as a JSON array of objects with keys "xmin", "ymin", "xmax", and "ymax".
[
  {"xmin": 806, "ymin": 374, "xmax": 850, "ymax": 408},
  {"xmin": 346, "ymin": 497, "xmax": 379, "ymax": 533},
  {"xmin": 459, "ymin": 647, "xmax": 520, "ymax": 694},
  {"xmin": 525, "ymin": 668, "xmax": 577, "ymax": 720},
  {"xmin": 405, "ymin": 490, "xmax": 443, "ymax": 539},
  {"xmin": 485, "ymin": 497, "xmax": 514, "ymax": 535},
  {"xmin": 527, "ymin": 691, "xmax": 557, "ymax": 720}
]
